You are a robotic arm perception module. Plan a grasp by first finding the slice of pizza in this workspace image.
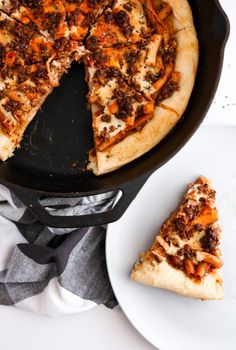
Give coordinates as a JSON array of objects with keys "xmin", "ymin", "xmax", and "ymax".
[
  {"xmin": 86, "ymin": 0, "xmax": 162, "ymax": 49},
  {"xmin": 0, "ymin": 56, "xmax": 71, "ymax": 160},
  {"xmin": 85, "ymin": 0, "xmax": 198, "ymax": 175},
  {"xmin": 85, "ymin": 65, "xmax": 155, "ymax": 153},
  {"xmin": 131, "ymin": 176, "xmax": 223, "ymax": 300}
]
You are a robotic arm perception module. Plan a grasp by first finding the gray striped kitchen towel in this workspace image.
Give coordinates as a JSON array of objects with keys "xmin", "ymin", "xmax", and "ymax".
[{"xmin": 0, "ymin": 184, "xmax": 117, "ymax": 317}]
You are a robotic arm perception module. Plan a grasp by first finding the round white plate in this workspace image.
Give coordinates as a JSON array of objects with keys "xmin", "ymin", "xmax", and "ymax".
[{"xmin": 106, "ymin": 126, "xmax": 236, "ymax": 350}]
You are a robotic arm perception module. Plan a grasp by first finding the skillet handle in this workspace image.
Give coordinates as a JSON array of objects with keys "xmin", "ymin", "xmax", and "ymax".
[{"xmin": 11, "ymin": 174, "xmax": 149, "ymax": 228}]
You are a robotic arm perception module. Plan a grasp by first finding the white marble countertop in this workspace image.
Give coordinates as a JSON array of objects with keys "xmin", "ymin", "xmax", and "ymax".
[
  {"xmin": 0, "ymin": 1, "xmax": 234, "ymax": 349},
  {"xmin": 204, "ymin": 0, "xmax": 236, "ymax": 126}
]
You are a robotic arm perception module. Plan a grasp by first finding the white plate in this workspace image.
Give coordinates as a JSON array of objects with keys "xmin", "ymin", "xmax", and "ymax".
[{"xmin": 106, "ymin": 126, "xmax": 236, "ymax": 350}]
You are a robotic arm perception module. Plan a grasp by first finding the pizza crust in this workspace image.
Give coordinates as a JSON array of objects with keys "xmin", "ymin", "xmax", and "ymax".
[
  {"xmin": 163, "ymin": 0, "xmax": 196, "ymax": 30},
  {"xmin": 0, "ymin": 130, "xmax": 15, "ymax": 160},
  {"xmin": 131, "ymin": 259, "xmax": 223, "ymax": 300},
  {"xmin": 89, "ymin": 19, "xmax": 199, "ymax": 175}
]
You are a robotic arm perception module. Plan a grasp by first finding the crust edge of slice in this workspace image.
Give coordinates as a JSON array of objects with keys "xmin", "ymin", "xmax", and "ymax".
[{"xmin": 131, "ymin": 259, "xmax": 223, "ymax": 300}]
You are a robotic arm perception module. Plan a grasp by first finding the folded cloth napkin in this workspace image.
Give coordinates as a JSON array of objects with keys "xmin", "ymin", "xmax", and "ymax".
[{"xmin": 0, "ymin": 184, "xmax": 117, "ymax": 317}]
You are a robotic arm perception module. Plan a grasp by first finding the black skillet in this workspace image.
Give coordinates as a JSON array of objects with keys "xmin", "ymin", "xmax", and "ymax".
[{"xmin": 0, "ymin": 0, "xmax": 230, "ymax": 228}]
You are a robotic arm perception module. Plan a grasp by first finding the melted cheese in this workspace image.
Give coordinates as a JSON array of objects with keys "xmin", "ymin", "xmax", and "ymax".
[
  {"xmin": 133, "ymin": 64, "xmax": 157, "ymax": 97},
  {"xmin": 0, "ymin": 31, "xmax": 12, "ymax": 45},
  {"xmin": 145, "ymin": 34, "xmax": 162, "ymax": 66},
  {"xmin": 115, "ymin": 0, "xmax": 148, "ymax": 37},
  {"xmin": 96, "ymin": 113, "xmax": 126, "ymax": 138},
  {"xmin": 95, "ymin": 78, "xmax": 117, "ymax": 105}
]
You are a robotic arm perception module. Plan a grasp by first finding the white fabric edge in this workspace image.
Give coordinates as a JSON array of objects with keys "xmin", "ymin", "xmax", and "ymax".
[{"xmin": 16, "ymin": 277, "xmax": 97, "ymax": 317}]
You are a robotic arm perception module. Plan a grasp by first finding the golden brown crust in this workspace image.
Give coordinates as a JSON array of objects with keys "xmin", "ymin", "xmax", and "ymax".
[
  {"xmin": 163, "ymin": 0, "xmax": 196, "ymax": 29},
  {"xmin": 131, "ymin": 259, "xmax": 223, "ymax": 300},
  {"xmin": 88, "ymin": 105, "xmax": 179, "ymax": 174}
]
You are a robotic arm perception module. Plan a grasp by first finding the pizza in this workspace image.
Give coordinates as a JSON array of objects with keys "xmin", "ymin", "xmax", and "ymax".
[
  {"xmin": 131, "ymin": 176, "xmax": 223, "ymax": 300},
  {"xmin": 0, "ymin": 0, "xmax": 199, "ymax": 175}
]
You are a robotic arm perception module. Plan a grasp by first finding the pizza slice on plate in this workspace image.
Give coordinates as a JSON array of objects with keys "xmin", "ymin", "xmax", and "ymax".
[{"xmin": 131, "ymin": 176, "xmax": 223, "ymax": 300}]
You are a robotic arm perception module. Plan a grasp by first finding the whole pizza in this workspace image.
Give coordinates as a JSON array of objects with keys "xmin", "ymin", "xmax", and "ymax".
[{"xmin": 0, "ymin": 0, "xmax": 198, "ymax": 175}]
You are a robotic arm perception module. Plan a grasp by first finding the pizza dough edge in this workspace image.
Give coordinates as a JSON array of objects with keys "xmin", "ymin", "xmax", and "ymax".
[{"xmin": 131, "ymin": 259, "xmax": 223, "ymax": 300}]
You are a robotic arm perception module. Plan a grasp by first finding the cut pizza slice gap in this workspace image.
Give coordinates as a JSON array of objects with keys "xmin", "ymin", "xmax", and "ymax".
[{"xmin": 131, "ymin": 176, "xmax": 223, "ymax": 300}]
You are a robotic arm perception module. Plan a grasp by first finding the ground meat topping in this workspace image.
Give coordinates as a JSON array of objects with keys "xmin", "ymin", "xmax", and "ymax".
[
  {"xmin": 104, "ymin": 11, "xmax": 113, "ymax": 23},
  {"xmin": 67, "ymin": 8, "xmax": 80, "ymax": 27},
  {"xmin": 86, "ymin": 36, "xmax": 99, "ymax": 51},
  {"xmin": 101, "ymin": 114, "xmax": 111, "ymax": 122},
  {"xmin": 177, "ymin": 244, "xmax": 195, "ymax": 260},
  {"xmin": 144, "ymin": 71, "xmax": 160, "ymax": 83},
  {"xmin": 112, "ymin": 88, "xmax": 134, "ymax": 119},
  {"xmin": 136, "ymin": 105, "xmax": 144, "ymax": 118},
  {"xmin": 161, "ymin": 39, "xmax": 177, "ymax": 64},
  {"xmin": 123, "ymin": 3, "xmax": 132, "ymax": 12},
  {"xmin": 170, "ymin": 255, "xmax": 183, "ymax": 268},
  {"xmin": 113, "ymin": 10, "xmax": 133, "ymax": 36},
  {"xmin": 200, "ymin": 226, "xmax": 219, "ymax": 253},
  {"xmin": 124, "ymin": 50, "xmax": 140, "ymax": 65},
  {"xmin": 91, "ymin": 51, "xmax": 108, "ymax": 66},
  {"xmin": 118, "ymin": 95, "xmax": 133, "ymax": 117},
  {"xmin": 99, "ymin": 127, "xmax": 110, "ymax": 142},
  {"xmin": 21, "ymin": 0, "xmax": 43, "ymax": 9},
  {"xmin": 156, "ymin": 80, "xmax": 179, "ymax": 104},
  {"xmin": 43, "ymin": 12, "xmax": 65, "ymax": 37},
  {"xmin": 81, "ymin": 12, "xmax": 95, "ymax": 27},
  {"xmin": 0, "ymin": 43, "xmax": 5, "ymax": 68},
  {"xmin": 30, "ymin": 66, "xmax": 49, "ymax": 82},
  {"xmin": 3, "ymin": 99, "xmax": 21, "ymax": 114}
]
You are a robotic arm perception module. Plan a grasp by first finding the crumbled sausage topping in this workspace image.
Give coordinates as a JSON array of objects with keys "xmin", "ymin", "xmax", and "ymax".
[
  {"xmin": 200, "ymin": 226, "xmax": 219, "ymax": 253},
  {"xmin": 113, "ymin": 10, "xmax": 134, "ymax": 36}
]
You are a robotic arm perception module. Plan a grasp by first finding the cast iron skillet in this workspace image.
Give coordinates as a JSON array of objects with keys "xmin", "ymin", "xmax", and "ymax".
[{"xmin": 0, "ymin": 0, "xmax": 230, "ymax": 227}]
